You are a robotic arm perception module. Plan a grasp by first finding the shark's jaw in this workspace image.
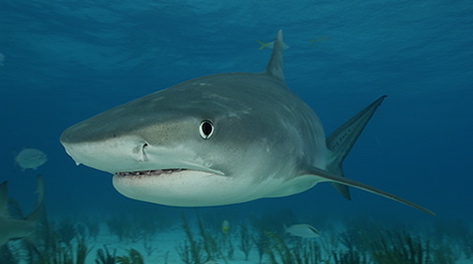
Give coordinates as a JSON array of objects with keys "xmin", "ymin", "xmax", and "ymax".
[
  {"xmin": 114, "ymin": 169, "xmax": 187, "ymax": 177},
  {"xmin": 112, "ymin": 169, "xmax": 242, "ymax": 207}
]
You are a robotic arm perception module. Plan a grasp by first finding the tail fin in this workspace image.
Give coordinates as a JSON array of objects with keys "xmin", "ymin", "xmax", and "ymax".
[{"xmin": 326, "ymin": 96, "xmax": 387, "ymax": 199}]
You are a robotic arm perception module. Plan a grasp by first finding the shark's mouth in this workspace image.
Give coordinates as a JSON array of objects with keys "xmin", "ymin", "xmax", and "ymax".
[{"xmin": 114, "ymin": 169, "xmax": 186, "ymax": 177}]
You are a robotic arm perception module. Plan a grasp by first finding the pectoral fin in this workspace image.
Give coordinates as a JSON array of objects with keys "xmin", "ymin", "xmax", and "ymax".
[{"xmin": 302, "ymin": 166, "xmax": 435, "ymax": 216}]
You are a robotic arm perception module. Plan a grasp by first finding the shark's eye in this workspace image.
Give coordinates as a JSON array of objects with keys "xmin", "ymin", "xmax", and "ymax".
[{"xmin": 199, "ymin": 120, "xmax": 214, "ymax": 139}]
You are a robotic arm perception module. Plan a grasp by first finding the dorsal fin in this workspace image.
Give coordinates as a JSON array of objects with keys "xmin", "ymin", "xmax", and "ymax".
[{"xmin": 264, "ymin": 30, "xmax": 285, "ymax": 82}]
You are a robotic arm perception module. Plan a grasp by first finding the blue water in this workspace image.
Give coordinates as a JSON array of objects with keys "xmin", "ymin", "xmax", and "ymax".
[{"xmin": 1, "ymin": 0, "xmax": 472, "ymax": 227}]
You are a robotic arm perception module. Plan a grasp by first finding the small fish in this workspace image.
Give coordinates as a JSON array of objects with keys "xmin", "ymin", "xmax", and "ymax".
[
  {"xmin": 15, "ymin": 148, "xmax": 48, "ymax": 171},
  {"xmin": 309, "ymin": 36, "xmax": 331, "ymax": 45},
  {"xmin": 256, "ymin": 40, "xmax": 290, "ymax": 50},
  {"xmin": 221, "ymin": 219, "xmax": 230, "ymax": 235},
  {"xmin": 284, "ymin": 224, "xmax": 320, "ymax": 238}
]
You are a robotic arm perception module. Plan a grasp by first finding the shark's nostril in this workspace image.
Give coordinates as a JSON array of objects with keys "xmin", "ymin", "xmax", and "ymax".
[{"xmin": 141, "ymin": 143, "xmax": 149, "ymax": 161}]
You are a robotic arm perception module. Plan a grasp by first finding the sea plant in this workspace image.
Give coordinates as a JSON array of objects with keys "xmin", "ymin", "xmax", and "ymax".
[
  {"xmin": 75, "ymin": 238, "xmax": 91, "ymax": 264},
  {"xmin": 105, "ymin": 216, "xmax": 143, "ymax": 243},
  {"xmin": 335, "ymin": 226, "xmax": 372, "ymax": 264},
  {"xmin": 217, "ymin": 224, "xmax": 234, "ymax": 260},
  {"xmin": 57, "ymin": 218, "xmax": 77, "ymax": 246},
  {"xmin": 369, "ymin": 229, "xmax": 428, "ymax": 264},
  {"xmin": 80, "ymin": 216, "xmax": 101, "ymax": 241},
  {"xmin": 142, "ymin": 234, "xmax": 156, "ymax": 256},
  {"xmin": 332, "ymin": 249, "xmax": 370, "ymax": 264},
  {"xmin": 450, "ymin": 220, "xmax": 473, "ymax": 259},
  {"xmin": 238, "ymin": 224, "xmax": 252, "ymax": 261},
  {"xmin": 265, "ymin": 231, "xmax": 294, "ymax": 264},
  {"xmin": 318, "ymin": 228, "xmax": 340, "ymax": 261},
  {"xmin": 177, "ymin": 216, "xmax": 205, "ymax": 264},
  {"xmin": 252, "ymin": 228, "xmax": 270, "ymax": 263},
  {"xmin": 291, "ymin": 238, "xmax": 323, "ymax": 264},
  {"xmin": 95, "ymin": 246, "xmax": 116, "ymax": 264},
  {"xmin": 430, "ymin": 243, "xmax": 455, "ymax": 264},
  {"xmin": 196, "ymin": 216, "xmax": 227, "ymax": 264},
  {"xmin": 463, "ymin": 232, "xmax": 473, "ymax": 259},
  {"xmin": 29, "ymin": 234, "xmax": 91, "ymax": 264},
  {"xmin": 177, "ymin": 241, "xmax": 203, "ymax": 264},
  {"xmin": 139, "ymin": 217, "xmax": 165, "ymax": 256},
  {"xmin": 116, "ymin": 249, "xmax": 144, "ymax": 264},
  {"xmin": 263, "ymin": 230, "xmax": 327, "ymax": 264},
  {"xmin": 105, "ymin": 217, "xmax": 130, "ymax": 242},
  {"xmin": 0, "ymin": 244, "xmax": 18, "ymax": 264},
  {"xmin": 250, "ymin": 210, "xmax": 295, "ymax": 237}
]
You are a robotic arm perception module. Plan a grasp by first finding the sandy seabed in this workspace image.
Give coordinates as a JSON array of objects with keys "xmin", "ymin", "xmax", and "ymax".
[{"xmin": 4, "ymin": 211, "xmax": 473, "ymax": 264}]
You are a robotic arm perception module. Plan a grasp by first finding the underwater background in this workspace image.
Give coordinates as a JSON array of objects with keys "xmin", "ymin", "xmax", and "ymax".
[{"xmin": 1, "ymin": 0, "xmax": 472, "ymax": 263}]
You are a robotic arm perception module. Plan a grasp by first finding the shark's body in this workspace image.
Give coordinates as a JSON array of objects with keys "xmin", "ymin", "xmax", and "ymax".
[
  {"xmin": 0, "ymin": 176, "xmax": 44, "ymax": 246},
  {"xmin": 60, "ymin": 31, "xmax": 433, "ymax": 215}
]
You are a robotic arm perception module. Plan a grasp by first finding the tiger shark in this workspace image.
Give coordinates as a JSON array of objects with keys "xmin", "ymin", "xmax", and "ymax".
[
  {"xmin": 0, "ymin": 175, "xmax": 44, "ymax": 246},
  {"xmin": 60, "ymin": 30, "xmax": 433, "ymax": 215}
]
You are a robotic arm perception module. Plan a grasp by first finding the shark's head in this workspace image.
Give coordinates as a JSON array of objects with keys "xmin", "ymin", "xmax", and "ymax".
[{"xmin": 60, "ymin": 72, "xmax": 306, "ymax": 206}]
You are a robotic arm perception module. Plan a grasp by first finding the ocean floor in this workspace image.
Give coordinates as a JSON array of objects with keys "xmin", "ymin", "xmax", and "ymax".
[{"xmin": 2, "ymin": 208, "xmax": 473, "ymax": 264}]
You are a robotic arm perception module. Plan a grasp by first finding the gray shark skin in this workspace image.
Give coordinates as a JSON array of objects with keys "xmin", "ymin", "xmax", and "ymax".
[
  {"xmin": 0, "ymin": 176, "xmax": 44, "ymax": 246},
  {"xmin": 60, "ymin": 30, "xmax": 433, "ymax": 215}
]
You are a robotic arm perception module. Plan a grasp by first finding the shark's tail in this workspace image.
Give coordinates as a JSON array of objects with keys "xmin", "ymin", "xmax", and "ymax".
[{"xmin": 325, "ymin": 96, "xmax": 387, "ymax": 200}]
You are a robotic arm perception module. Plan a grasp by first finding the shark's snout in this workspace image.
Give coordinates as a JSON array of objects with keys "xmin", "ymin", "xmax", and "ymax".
[{"xmin": 61, "ymin": 134, "xmax": 150, "ymax": 173}]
